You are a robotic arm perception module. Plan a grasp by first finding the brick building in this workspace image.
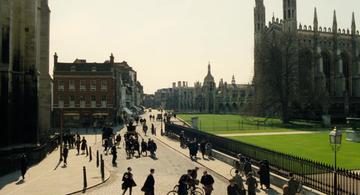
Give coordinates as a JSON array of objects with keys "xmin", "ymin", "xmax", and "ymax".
[{"xmin": 53, "ymin": 54, "xmax": 144, "ymax": 128}]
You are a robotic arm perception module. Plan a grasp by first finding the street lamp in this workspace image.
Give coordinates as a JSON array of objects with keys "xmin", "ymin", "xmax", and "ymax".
[
  {"xmin": 59, "ymin": 108, "xmax": 64, "ymax": 162},
  {"xmin": 160, "ymin": 106, "xmax": 164, "ymax": 136},
  {"xmin": 329, "ymin": 127, "xmax": 342, "ymax": 195}
]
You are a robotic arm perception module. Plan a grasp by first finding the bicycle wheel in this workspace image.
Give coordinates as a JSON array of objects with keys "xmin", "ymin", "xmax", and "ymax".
[
  {"xmin": 166, "ymin": 190, "xmax": 178, "ymax": 195},
  {"xmin": 195, "ymin": 186, "xmax": 205, "ymax": 195},
  {"xmin": 230, "ymin": 168, "xmax": 237, "ymax": 177}
]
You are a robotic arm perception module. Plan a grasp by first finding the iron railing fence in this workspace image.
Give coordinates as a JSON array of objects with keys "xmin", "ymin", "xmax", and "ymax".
[{"xmin": 165, "ymin": 123, "xmax": 360, "ymax": 194}]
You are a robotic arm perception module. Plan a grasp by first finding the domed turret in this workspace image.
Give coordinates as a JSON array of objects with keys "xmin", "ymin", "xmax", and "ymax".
[{"xmin": 204, "ymin": 62, "xmax": 215, "ymax": 83}]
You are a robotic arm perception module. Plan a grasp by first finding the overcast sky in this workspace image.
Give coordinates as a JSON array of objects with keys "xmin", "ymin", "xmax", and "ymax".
[{"xmin": 49, "ymin": 0, "xmax": 359, "ymax": 94}]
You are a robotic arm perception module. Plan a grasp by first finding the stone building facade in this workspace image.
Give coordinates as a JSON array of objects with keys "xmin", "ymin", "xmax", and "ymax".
[
  {"xmin": 0, "ymin": 0, "xmax": 51, "ymax": 148},
  {"xmin": 53, "ymin": 54, "xmax": 143, "ymax": 127},
  {"xmin": 253, "ymin": 0, "xmax": 360, "ymax": 118},
  {"xmin": 154, "ymin": 63, "xmax": 253, "ymax": 113}
]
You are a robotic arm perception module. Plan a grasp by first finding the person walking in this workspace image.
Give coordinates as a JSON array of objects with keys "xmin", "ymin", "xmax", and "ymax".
[
  {"xmin": 63, "ymin": 145, "xmax": 69, "ymax": 166},
  {"xmin": 111, "ymin": 145, "xmax": 117, "ymax": 166},
  {"xmin": 20, "ymin": 154, "xmax": 27, "ymax": 180},
  {"xmin": 200, "ymin": 171, "xmax": 214, "ymax": 195},
  {"xmin": 283, "ymin": 173, "xmax": 300, "ymax": 195},
  {"xmin": 141, "ymin": 169, "xmax": 155, "ymax": 195},
  {"xmin": 80, "ymin": 137, "xmax": 87, "ymax": 155},
  {"xmin": 232, "ymin": 170, "xmax": 245, "ymax": 192},
  {"xmin": 141, "ymin": 139, "xmax": 148, "ymax": 156},
  {"xmin": 75, "ymin": 138, "xmax": 80, "ymax": 155},
  {"xmin": 151, "ymin": 124, "xmax": 156, "ymax": 136},
  {"xmin": 103, "ymin": 138, "xmax": 109, "ymax": 155},
  {"xmin": 258, "ymin": 160, "xmax": 270, "ymax": 189},
  {"xmin": 116, "ymin": 134, "xmax": 122, "ymax": 148},
  {"xmin": 246, "ymin": 172, "xmax": 258, "ymax": 195},
  {"xmin": 200, "ymin": 140, "xmax": 206, "ymax": 159},
  {"xmin": 122, "ymin": 167, "xmax": 136, "ymax": 195},
  {"xmin": 227, "ymin": 179, "xmax": 242, "ymax": 195}
]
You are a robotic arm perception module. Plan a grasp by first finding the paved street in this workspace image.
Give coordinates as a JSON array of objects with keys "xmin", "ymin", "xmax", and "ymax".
[{"xmin": 83, "ymin": 113, "xmax": 228, "ymax": 195}]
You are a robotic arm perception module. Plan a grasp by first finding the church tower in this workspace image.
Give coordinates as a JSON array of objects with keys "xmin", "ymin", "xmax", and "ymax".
[
  {"xmin": 283, "ymin": 0, "xmax": 297, "ymax": 32},
  {"xmin": 254, "ymin": 0, "xmax": 265, "ymax": 34}
]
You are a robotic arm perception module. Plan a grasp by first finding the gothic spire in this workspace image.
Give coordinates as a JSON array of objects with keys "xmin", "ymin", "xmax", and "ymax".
[
  {"xmin": 313, "ymin": 7, "xmax": 318, "ymax": 30},
  {"xmin": 208, "ymin": 61, "xmax": 211, "ymax": 74},
  {"xmin": 352, "ymin": 12, "xmax": 356, "ymax": 34},
  {"xmin": 332, "ymin": 10, "xmax": 337, "ymax": 33},
  {"xmin": 231, "ymin": 75, "xmax": 236, "ymax": 85}
]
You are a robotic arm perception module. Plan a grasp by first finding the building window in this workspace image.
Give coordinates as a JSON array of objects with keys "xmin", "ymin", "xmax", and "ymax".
[
  {"xmin": 101, "ymin": 95, "xmax": 107, "ymax": 108},
  {"xmin": 91, "ymin": 80, "xmax": 97, "ymax": 91},
  {"xmin": 80, "ymin": 80, "xmax": 86, "ymax": 91},
  {"xmin": 91, "ymin": 95, "xmax": 96, "ymax": 108},
  {"xmin": 80, "ymin": 96, "xmax": 85, "ymax": 108},
  {"xmin": 101, "ymin": 80, "xmax": 108, "ymax": 91},
  {"xmin": 69, "ymin": 80, "xmax": 75, "ymax": 91},
  {"xmin": 91, "ymin": 66, "xmax": 96, "ymax": 72},
  {"xmin": 70, "ymin": 66, "xmax": 76, "ymax": 72},
  {"xmin": 59, "ymin": 95, "xmax": 64, "ymax": 108},
  {"xmin": 70, "ymin": 95, "xmax": 75, "ymax": 107},
  {"xmin": 58, "ymin": 80, "xmax": 65, "ymax": 91}
]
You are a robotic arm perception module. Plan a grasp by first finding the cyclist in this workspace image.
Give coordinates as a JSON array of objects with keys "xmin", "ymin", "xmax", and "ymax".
[
  {"xmin": 178, "ymin": 170, "xmax": 192, "ymax": 195},
  {"xmin": 234, "ymin": 154, "xmax": 245, "ymax": 176}
]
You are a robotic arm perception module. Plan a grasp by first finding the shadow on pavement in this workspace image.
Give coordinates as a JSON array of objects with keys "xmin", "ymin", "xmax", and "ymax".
[{"xmin": 0, "ymin": 171, "xmax": 21, "ymax": 189}]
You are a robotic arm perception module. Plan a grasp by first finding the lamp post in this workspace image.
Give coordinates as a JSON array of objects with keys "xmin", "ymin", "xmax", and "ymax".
[
  {"xmin": 59, "ymin": 108, "xmax": 64, "ymax": 161},
  {"xmin": 160, "ymin": 105, "xmax": 163, "ymax": 135},
  {"xmin": 329, "ymin": 127, "xmax": 342, "ymax": 195}
]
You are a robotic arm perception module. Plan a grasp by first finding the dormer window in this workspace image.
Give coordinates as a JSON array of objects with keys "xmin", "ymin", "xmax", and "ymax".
[{"xmin": 91, "ymin": 66, "xmax": 96, "ymax": 72}]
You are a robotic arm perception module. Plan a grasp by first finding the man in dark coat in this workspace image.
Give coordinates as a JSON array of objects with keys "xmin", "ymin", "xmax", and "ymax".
[
  {"xmin": 141, "ymin": 139, "xmax": 147, "ymax": 156},
  {"xmin": 20, "ymin": 154, "xmax": 27, "ymax": 180},
  {"xmin": 199, "ymin": 140, "xmax": 206, "ymax": 159},
  {"xmin": 141, "ymin": 169, "xmax": 155, "ymax": 195},
  {"xmin": 200, "ymin": 171, "xmax": 214, "ymax": 195},
  {"xmin": 81, "ymin": 137, "xmax": 87, "ymax": 154},
  {"xmin": 178, "ymin": 170, "xmax": 192, "ymax": 195},
  {"xmin": 63, "ymin": 145, "xmax": 69, "ymax": 166},
  {"xmin": 227, "ymin": 179, "xmax": 242, "ymax": 195},
  {"xmin": 122, "ymin": 167, "xmax": 136, "ymax": 195},
  {"xmin": 258, "ymin": 160, "xmax": 270, "ymax": 189},
  {"xmin": 246, "ymin": 172, "xmax": 258, "ymax": 195},
  {"xmin": 111, "ymin": 145, "xmax": 117, "ymax": 165}
]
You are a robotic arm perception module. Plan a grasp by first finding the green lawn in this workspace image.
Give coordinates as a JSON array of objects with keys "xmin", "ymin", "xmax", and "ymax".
[
  {"xmin": 232, "ymin": 133, "xmax": 360, "ymax": 170},
  {"xmin": 178, "ymin": 114, "xmax": 325, "ymax": 134}
]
